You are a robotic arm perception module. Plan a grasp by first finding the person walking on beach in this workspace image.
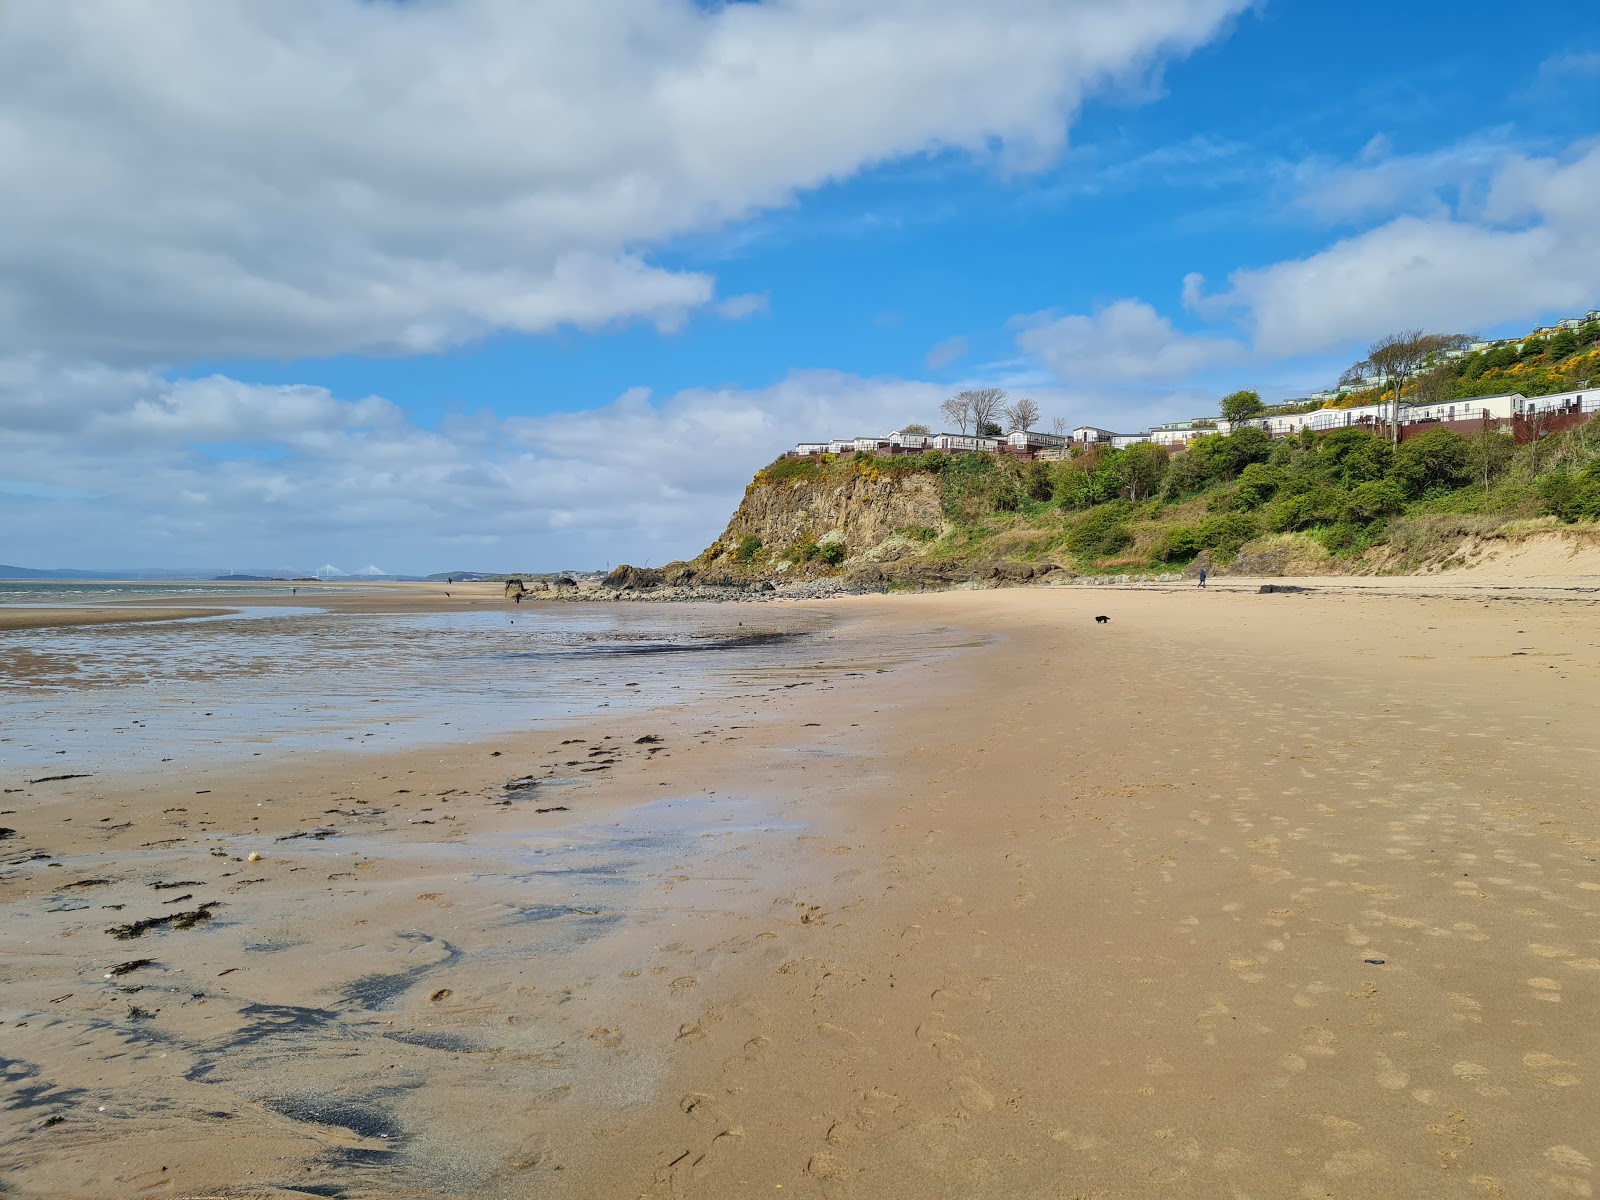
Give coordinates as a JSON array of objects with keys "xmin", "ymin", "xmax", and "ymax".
[{"xmin": 1197, "ymin": 567, "xmax": 1207, "ymax": 589}]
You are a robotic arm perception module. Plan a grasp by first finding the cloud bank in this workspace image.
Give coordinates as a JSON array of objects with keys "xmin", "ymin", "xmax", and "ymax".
[
  {"xmin": 0, "ymin": 0, "xmax": 1247, "ymax": 363},
  {"xmin": 0, "ymin": 360, "xmax": 946, "ymax": 570}
]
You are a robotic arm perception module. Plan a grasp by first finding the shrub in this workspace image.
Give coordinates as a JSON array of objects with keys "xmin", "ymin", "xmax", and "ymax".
[
  {"xmin": 1320, "ymin": 428, "xmax": 1393, "ymax": 484},
  {"xmin": 789, "ymin": 537, "xmax": 820, "ymax": 563},
  {"xmin": 940, "ymin": 453, "xmax": 1023, "ymax": 520},
  {"xmin": 919, "ymin": 450, "xmax": 948, "ymax": 471},
  {"xmin": 1318, "ymin": 522, "xmax": 1366, "ymax": 554},
  {"xmin": 1161, "ymin": 449, "xmax": 1212, "ymax": 499},
  {"xmin": 763, "ymin": 455, "xmax": 822, "ymax": 483},
  {"xmin": 1210, "ymin": 426, "xmax": 1273, "ymax": 478},
  {"xmin": 1537, "ymin": 470, "xmax": 1600, "ymax": 522},
  {"xmin": 1394, "ymin": 428, "xmax": 1472, "ymax": 495},
  {"xmin": 1194, "ymin": 512, "xmax": 1260, "ymax": 554},
  {"xmin": 816, "ymin": 540, "xmax": 847, "ymax": 565},
  {"xmin": 733, "ymin": 534, "xmax": 763, "ymax": 562},
  {"xmin": 1233, "ymin": 462, "xmax": 1284, "ymax": 510},
  {"xmin": 1156, "ymin": 526, "xmax": 1201, "ymax": 562},
  {"xmin": 1264, "ymin": 485, "xmax": 1345, "ymax": 532},
  {"xmin": 1066, "ymin": 503, "xmax": 1133, "ymax": 556},
  {"xmin": 1051, "ymin": 462, "xmax": 1099, "ymax": 509},
  {"xmin": 1342, "ymin": 479, "xmax": 1406, "ymax": 525},
  {"xmin": 1024, "ymin": 461, "xmax": 1054, "ymax": 502}
]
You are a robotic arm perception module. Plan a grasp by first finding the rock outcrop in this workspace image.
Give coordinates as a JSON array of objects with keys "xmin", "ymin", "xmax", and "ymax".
[{"xmin": 707, "ymin": 469, "xmax": 943, "ymax": 566}]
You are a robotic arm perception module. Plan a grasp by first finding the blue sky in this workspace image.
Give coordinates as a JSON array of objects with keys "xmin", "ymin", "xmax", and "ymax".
[{"xmin": 2, "ymin": 1, "xmax": 1598, "ymax": 572}]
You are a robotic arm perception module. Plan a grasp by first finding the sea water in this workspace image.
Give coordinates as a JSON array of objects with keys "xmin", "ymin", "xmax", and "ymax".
[{"xmin": 0, "ymin": 602, "xmax": 980, "ymax": 775}]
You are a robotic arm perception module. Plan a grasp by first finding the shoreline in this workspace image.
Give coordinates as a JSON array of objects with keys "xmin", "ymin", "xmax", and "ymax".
[{"xmin": 2, "ymin": 584, "xmax": 1598, "ymax": 1197}]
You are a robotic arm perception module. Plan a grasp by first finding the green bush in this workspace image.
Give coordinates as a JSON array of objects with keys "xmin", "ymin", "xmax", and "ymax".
[
  {"xmin": 789, "ymin": 537, "xmax": 820, "ymax": 563},
  {"xmin": 1318, "ymin": 523, "xmax": 1366, "ymax": 554},
  {"xmin": 941, "ymin": 453, "xmax": 1023, "ymax": 520},
  {"xmin": 1194, "ymin": 512, "xmax": 1260, "ymax": 554},
  {"xmin": 1066, "ymin": 503, "xmax": 1133, "ymax": 556},
  {"xmin": 1537, "ymin": 469, "xmax": 1600, "ymax": 522},
  {"xmin": 1233, "ymin": 462, "xmax": 1284, "ymax": 509},
  {"xmin": 1051, "ymin": 462, "xmax": 1099, "ymax": 509},
  {"xmin": 919, "ymin": 450, "xmax": 948, "ymax": 471},
  {"xmin": 1264, "ymin": 485, "xmax": 1345, "ymax": 532},
  {"xmin": 1342, "ymin": 479, "xmax": 1406, "ymax": 525},
  {"xmin": 733, "ymin": 534, "xmax": 763, "ymax": 562},
  {"xmin": 1394, "ymin": 428, "xmax": 1472, "ymax": 495},
  {"xmin": 1155, "ymin": 525, "xmax": 1201, "ymax": 562},
  {"xmin": 1319, "ymin": 428, "xmax": 1393, "ymax": 484},
  {"xmin": 763, "ymin": 455, "xmax": 822, "ymax": 483},
  {"xmin": 1023, "ymin": 461, "xmax": 1054, "ymax": 502},
  {"xmin": 817, "ymin": 540, "xmax": 847, "ymax": 565}
]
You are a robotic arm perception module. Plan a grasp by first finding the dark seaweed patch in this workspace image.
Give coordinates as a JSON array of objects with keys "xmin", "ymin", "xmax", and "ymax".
[
  {"xmin": 1, "ymin": 1056, "xmax": 91, "ymax": 1117},
  {"xmin": 106, "ymin": 902, "xmax": 217, "ymax": 939},
  {"xmin": 383, "ymin": 1030, "xmax": 480, "ymax": 1052},
  {"xmin": 338, "ymin": 934, "xmax": 461, "ymax": 1011},
  {"xmin": 262, "ymin": 1095, "xmax": 403, "ymax": 1142}
]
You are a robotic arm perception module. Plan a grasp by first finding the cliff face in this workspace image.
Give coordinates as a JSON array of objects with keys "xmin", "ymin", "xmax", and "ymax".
[{"xmin": 706, "ymin": 468, "xmax": 943, "ymax": 565}]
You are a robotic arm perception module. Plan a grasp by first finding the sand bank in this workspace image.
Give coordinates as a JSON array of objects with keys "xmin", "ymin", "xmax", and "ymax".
[
  {"xmin": 2, "ymin": 582, "xmax": 1598, "ymax": 1198},
  {"xmin": 0, "ymin": 606, "xmax": 234, "ymax": 632}
]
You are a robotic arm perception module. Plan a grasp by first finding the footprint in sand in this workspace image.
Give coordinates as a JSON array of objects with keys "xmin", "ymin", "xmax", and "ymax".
[
  {"xmin": 952, "ymin": 1077, "xmax": 995, "ymax": 1114},
  {"xmin": 1523, "ymin": 1052, "xmax": 1581, "ymax": 1088}
]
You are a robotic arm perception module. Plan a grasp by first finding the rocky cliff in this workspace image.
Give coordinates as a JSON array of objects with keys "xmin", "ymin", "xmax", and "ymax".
[
  {"xmin": 708, "ymin": 464, "xmax": 943, "ymax": 565},
  {"xmin": 602, "ymin": 454, "xmax": 1068, "ymax": 593}
]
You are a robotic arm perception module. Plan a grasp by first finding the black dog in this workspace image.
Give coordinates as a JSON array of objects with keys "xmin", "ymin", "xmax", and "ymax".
[{"xmin": 1094, "ymin": 615, "xmax": 1110, "ymax": 624}]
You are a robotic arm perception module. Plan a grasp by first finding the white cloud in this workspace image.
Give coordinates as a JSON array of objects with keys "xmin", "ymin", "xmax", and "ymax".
[
  {"xmin": 925, "ymin": 335, "xmax": 970, "ymax": 370},
  {"xmin": 1196, "ymin": 141, "xmax": 1600, "ymax": 354},
  {"xmin": 0, "ymin": 358, "xmax": 945, "ymax": 571},
  {"xmin": 714, "ymin": 292, "xmax": 770, "ymax": 321},
  {"xmin": 1283, "ymin": 134, "xmax": 1512, "ymax": 225},
  {"xmin": 1013, "ymin": 298, "xmax": 1244, "ymax": 382},
  {"xmin": 0, "ymin": 0, "xmax": 1246, "ymax": 364}
]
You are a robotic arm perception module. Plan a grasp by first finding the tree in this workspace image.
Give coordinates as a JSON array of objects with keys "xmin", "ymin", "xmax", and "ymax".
[
  {"xmin": 978, "ymin": 420, "xmax": 1003, "ymax": 437},
  {"xmin": 1050, "ymin": 416, "xmax": 1071, "ymax": 438},
  {"xmin": 1549, "ymin": 329, "xmax": 1578, "ymax": 359},
  {"xmin": 939, "ymin": 395, "xmax": 972, "ymax": 433},
  {"xmin": 1219, "ymin": 389, "xmax": 1265, "ymax": 425},
  {"xmin": 1412, "ymin": 362, "xmax": 1456, "ymax": 410},
  {"xmin": 1003, "ymin": 397, "xmax": 1041, "ymax": 433},
  {"xmin": 1342, "ymin": 330, "xmax": 1473, "ymax": 446},
  {"xmin": 1110, "ymin": 442, "xmax": 1169, "ymax": 501},
  {"xmin": 1519, "ymin": 336, "xmax": 1546, "ymax": 361},
  {"xmin": 954, "ymin": 388, "xmax": 1007, "ymax": 440},
  {"xmin": 899, "ymin": 422, "xmax": 932, "ymax": 435},
  {"xmin": 1468, "ymin": 424, "xmax": 1515, "ymax": 495}
]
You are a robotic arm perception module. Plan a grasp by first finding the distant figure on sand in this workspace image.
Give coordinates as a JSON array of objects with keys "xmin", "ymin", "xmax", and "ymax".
[{"xmin": 1197, "ymin": 568, "xmax": 1207, "ymax": 589}]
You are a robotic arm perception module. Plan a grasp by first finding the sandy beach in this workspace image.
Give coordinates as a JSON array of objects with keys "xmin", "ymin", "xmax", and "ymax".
[{"xmin": 2, "ymin": 580, "xmax": 1598, "ymax": 1198}]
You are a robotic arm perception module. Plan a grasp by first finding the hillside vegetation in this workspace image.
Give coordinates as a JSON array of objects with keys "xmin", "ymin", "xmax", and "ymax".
[{"xmin": 699, "ymin": 416, "xmax": 1600, "ymax": 582}]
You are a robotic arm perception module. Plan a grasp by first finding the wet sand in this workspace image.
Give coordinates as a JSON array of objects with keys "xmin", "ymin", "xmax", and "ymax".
[
  {"xmin": 0, "ymin": 608, "xmax": 232, "ymax": 632},
  {"xmin": 2, "ymin": 582, "xmax": 1598, "ymax": 1198}
]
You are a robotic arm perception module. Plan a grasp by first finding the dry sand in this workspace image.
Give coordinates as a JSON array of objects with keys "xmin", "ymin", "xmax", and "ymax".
[{"xmin": 2, "ymin": 581, "xmax": 1598, "ymax": 1198}]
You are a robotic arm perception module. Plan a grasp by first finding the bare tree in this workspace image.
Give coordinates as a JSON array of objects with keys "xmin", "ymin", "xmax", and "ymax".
[
  {"xmin": 1003, "ymin": 397, "xmax": 1041, "ymax": 433},
  {"xmin": 939, "ymin": 394, "xmax": 971, "ymax": 434},
  {"xmin": 1411, "ymin": 362, "xmax": 1455, "ymax": 411},
  {"xmin": 1342, "ymin": 330, "xmax": 1473, "ymax": 445},
  {"xmin": 957, "ymin": 388, "xmax": 1007, "ymax": 438},
  {"xmin": 1050, "ymin": 415, "xmax": 1071, "ymax": 438}
]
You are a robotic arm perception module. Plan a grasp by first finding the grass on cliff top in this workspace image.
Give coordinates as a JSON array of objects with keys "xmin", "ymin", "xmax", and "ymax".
[{"xmin": 742, "ymin": 420, "xmax": 1600, "ymax": 576}]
